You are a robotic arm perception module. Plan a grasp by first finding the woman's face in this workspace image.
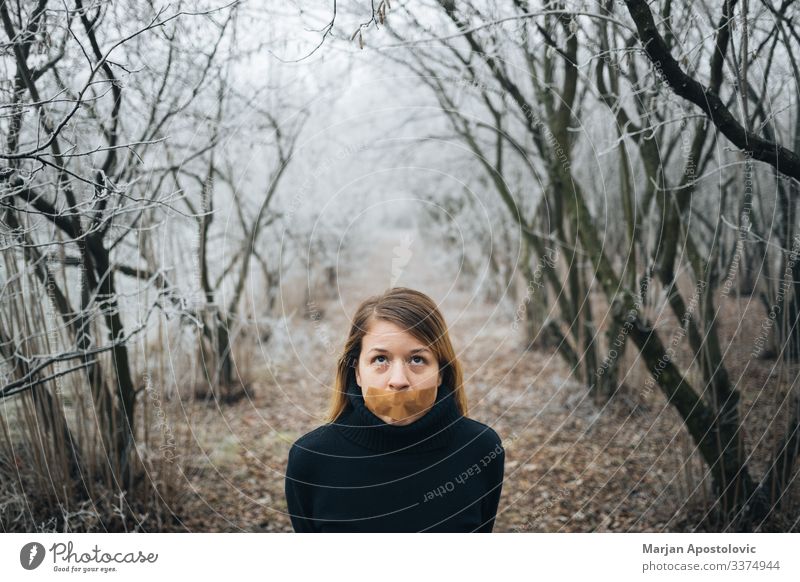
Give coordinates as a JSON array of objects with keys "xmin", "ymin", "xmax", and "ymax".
[{"xmin": 355, "ymin": 319, "xmax": 442, "ymax": 426}]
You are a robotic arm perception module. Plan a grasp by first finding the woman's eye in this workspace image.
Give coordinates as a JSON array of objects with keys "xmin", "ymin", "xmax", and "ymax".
[
  {"xmin": 411, "ymin": 355, "xmax": 426, "ymax": 365},
  {"xmin": 372, "ymin": 355, "xmax": 387, "ymax": 364}
]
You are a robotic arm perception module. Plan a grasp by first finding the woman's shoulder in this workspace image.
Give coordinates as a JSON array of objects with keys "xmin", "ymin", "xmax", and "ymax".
[
  {"xmin": 286, "ymin": 425, "xmax": 329, "ymax": 480},
  {"xmin": 290, "ymin": 423, "xmax": 337, "ymax": 452},
  {"xmin": 452, "ymin": 417, "xmax": 505, "ymax": 481},
  {"xmin": 455, "ymin": 416, "xmax": 504, "ymax": 450},
  {"xmin": 286, "ymin": 423, "xmax": 341, "ymax": 470}
]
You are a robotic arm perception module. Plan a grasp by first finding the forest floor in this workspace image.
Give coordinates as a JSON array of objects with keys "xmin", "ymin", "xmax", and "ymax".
[{"xmin": 163, "ymin": 231, "xmax": 799, "ymax": 533}]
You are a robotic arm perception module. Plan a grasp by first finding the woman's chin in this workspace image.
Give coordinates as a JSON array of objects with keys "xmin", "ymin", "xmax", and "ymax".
[{"xmin": 382, "ymin": 413, "xmax": 423, "ymax": 426}]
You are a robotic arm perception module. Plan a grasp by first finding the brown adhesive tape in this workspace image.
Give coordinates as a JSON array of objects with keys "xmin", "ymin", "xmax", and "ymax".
[{"xmin": 363, "ymin": 385, "xmax": 437, "ymax": 422}]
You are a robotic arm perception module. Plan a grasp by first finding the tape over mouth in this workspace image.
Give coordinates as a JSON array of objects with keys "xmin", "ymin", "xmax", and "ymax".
[{"xmin": 363, "ymin": 384, "xmax": 437, "ymax": 420}]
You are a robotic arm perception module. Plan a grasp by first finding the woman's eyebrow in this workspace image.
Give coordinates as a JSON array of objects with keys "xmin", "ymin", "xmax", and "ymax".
[
  {"xmin": 367, "ymin": 347, "xmax": 431, "ymax": 354},
  {"xmin": 409, "ymin": 348, "xmax": 432, "ymax": 354}
]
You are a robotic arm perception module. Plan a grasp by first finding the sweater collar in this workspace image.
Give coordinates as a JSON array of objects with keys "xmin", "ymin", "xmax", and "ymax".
[{"xmin": 334, "ymin": 370, "xmax": 462, "ymax": 453}]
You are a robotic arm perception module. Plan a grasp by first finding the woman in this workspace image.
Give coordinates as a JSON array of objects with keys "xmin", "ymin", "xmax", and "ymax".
[{"xmin": 284, "ymin": 287, "xmax": 505, "ymax": 532}]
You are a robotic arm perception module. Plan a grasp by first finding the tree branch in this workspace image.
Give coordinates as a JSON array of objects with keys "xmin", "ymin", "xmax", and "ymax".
[{"xmin": 623, "ymin": 0, "xmax": 800, "ymax": 182}]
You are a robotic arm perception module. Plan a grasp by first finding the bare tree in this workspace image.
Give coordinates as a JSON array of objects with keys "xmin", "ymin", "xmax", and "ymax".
[{"xmin": 1, "ymin": 0, "xmax": 241, "ymax": 525}]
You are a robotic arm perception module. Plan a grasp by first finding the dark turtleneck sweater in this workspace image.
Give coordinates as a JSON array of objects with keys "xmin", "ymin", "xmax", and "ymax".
[{"xmin": 284, "ymin": 373, "xmax": 505, "ymax": 532}]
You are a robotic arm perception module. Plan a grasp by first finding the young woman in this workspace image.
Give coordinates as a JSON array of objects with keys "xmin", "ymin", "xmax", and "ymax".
[{"xmin": 284, "ymin": 287, "xmax": 505, "ymax": 532}]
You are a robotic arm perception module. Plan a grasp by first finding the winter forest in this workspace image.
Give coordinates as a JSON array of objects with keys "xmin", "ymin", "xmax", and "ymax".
[{"xmin": 2, "ymin": 0, "xmax": 800, "ymax": 533}]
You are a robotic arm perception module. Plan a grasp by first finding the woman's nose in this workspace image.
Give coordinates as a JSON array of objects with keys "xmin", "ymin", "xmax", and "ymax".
[{"xmin": 387, "ymin": 362, "xmax": 410, "ymax": 390}]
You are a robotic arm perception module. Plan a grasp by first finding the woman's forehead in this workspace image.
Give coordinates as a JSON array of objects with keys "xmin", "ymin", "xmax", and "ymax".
[{"xmin": 362, "ymin": 319, "xmax": 430, "ymax": 349}]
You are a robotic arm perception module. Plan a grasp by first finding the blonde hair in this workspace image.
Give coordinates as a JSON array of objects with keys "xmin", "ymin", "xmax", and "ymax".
[{"xmin": 326, "ymin": 287, "xmax": 468, "ymax": 422}]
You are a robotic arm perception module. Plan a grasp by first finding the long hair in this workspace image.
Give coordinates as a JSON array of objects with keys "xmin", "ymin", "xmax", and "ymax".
[{"xmin": 326, "ymin": 287, "xmax": 468, "ymax": 422}]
